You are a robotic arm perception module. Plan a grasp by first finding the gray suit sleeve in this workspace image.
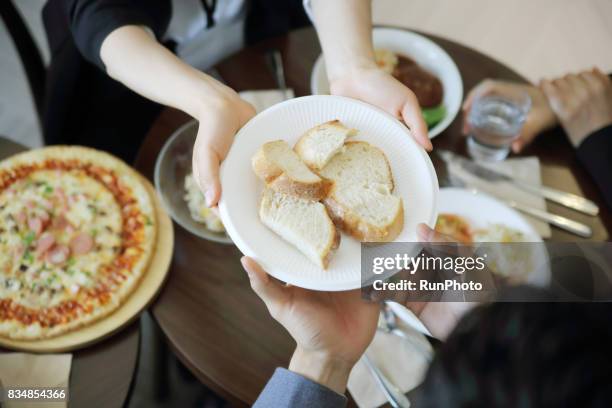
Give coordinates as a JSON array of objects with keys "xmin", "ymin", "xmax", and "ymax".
[{"xmin": 254, "ymin": 368, "xmax": 348, "ymax": 408}]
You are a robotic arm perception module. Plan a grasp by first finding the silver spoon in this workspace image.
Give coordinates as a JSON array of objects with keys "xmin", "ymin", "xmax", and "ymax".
[
  {"xmin": 362, "ymin": 354, "xmax": 411, "ymax": 408},
  {"xmin": 379, "ymin": 303, "xmax": 433, "ymax": 362}
]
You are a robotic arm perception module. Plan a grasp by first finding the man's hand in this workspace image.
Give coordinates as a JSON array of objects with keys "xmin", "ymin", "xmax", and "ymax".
[
  {"xmin": 330, "ymin": 67, "xmax": 432, "ymax": 151},
  {"xmin": 462, "ymin": 79, "xmax": 557, "ymax": 153},
  {"xmin": 402, "ymin": 224, "xmax": 476, "ymax": 341},
  {"xmin": 191, "ymin": 91, "xmax": 255, "ymax": 207},
  {"xmin": 241, "ymin": 257, "xmax": 379, "ymax": 394},
  {"xmin": 540, "ymin": 68, "xmax": 612, "ymax": 148}
]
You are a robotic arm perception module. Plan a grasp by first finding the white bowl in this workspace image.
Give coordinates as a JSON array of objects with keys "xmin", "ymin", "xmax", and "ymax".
[
  {"xmin": 154, "ymin": 121, "xmax": 233, "ymax": 244},
  {"xmin": 310, "ymin": 27, "xmax": 463, "ymax": 139},
  {"xmin": 218, "ymin": 95, "xmax": 439, "ymax": 291}
]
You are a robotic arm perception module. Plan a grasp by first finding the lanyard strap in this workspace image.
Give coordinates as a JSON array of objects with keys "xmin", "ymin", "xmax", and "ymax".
[{"xmin": 201, "ymin": 0, "xmax": 218, "ymax": 28}]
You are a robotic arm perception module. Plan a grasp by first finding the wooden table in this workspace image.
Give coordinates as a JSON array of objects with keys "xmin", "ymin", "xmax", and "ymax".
[
  {"xmin": 0, "ymin": 137, "xmax": 141, "ymax": 408},
  {"xmin": 135, "ymin": 27, "xmax": 612, "ymax": 406}
]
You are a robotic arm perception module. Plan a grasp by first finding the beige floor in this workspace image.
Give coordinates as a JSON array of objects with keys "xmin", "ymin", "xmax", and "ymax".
[{"xmin": 372, "ymin": 0, "xmax": 612, "ymax": 83}]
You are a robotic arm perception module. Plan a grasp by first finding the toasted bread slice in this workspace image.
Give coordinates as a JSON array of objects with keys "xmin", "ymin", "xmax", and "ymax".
[
  {"xmin": 252, "ymin": 140, "xmax": 328, "ymax": 200},
  {"xmin": 259, "ymin": 188, "xmax": 340, "ymax": 269},
  {"xmin": 294, "ymin": 120, "xmax": 357, "ymax": 170},
  {"xmin": 319, "ymin": 141, "xmax": 404, "ymax": 242}
]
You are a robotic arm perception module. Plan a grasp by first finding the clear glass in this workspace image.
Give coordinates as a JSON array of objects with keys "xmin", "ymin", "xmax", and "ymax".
[{"xmin": 467, "ymin": 90, "xmax": 531, "ymax": 161}]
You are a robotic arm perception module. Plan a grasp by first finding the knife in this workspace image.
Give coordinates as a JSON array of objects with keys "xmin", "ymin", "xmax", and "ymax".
[{"xmin": 437, "ymin": 150, "xmax": 599, "ymax": 216}]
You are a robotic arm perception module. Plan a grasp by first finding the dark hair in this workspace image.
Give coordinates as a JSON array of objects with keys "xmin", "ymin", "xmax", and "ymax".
[{"xmin": 414, "ymin": 287, "xmax": 612, "ymax": 407}]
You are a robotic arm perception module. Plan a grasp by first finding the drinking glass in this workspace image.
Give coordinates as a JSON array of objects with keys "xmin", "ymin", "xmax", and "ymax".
[{"xmin": 466, "ymin": 89, "xmax": 531, "ymax": 161}]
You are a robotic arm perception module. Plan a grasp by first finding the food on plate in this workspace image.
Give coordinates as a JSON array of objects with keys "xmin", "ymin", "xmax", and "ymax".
[
  {"xmin": 317, "ymin": 141, "xmax": 404, "ymax": 242},
  {"xmin": 375, "ymin": 48, "xmax": 446, "ymax": 128},
  {"xmin": 252, "ymin": 140, "xmax": 329, "ymax": 201},
  {"xmin": 183, "ymin": 173, "xmax": 224, "ymax": 232},
  {"xmin": 0, "ymin": 146, "xmax": 156, "ymax": 340},
  {"xmin": 374, "ymin": 49, "xmax": 399, "ymax": 75},
  {"xmin": 435, "ymin": 213, "xmax": 473, "ymax": 243},
  {"xmin": 252, "ymin": 121, "xmax": 404, "ymax": 268},
  {"xmin": 259, "ymin": 188, "xmax": 339, "ymax": 269},
  {"xmin": 473, "ymin": 224, "xmax": 526, "ymax": 243},
  {"xmin": 421, "ymin": 105, "xmax": 447, "ymax": 128},
  {"xmin": 294, "ymin": 120, "xmax": 357, "ymax": 170},
  {"xmin": 473, "ymin": 224, "xmax": 531, "ymax": 282}
]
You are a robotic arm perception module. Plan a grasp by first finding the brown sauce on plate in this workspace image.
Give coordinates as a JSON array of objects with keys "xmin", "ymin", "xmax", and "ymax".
[{"xmin": 392, "ymin": 55, "xmax": 444, "ymax": 108}]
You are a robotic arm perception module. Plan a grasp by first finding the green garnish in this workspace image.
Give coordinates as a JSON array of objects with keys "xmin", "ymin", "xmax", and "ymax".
[
  {"xmin": 43, "ymin": 185, "xmax": 53, "ymax": 195},
  {"xmin": 422, "ymin": 105, "xmax": 447, "ymax": 129},
  {"xmin": 144, "ymin": 215, "xmax": 153, "ymax": 226},
  {"xmin": 66, "ymin": 269, "xmax": 76, "ymax": 276},
  {"xmin": 23, "ymin": 231, "xmax": 36, "ymax": 246},
  {"xmin": 23, "ymin": 251, "xmax": 34, "ymax": 264},
  {"xmin": 91, "ymin": 229, "xmax": 98, "ymax": 237},
  {"xmin": 67, "ymin": 257, "xmax": 76, "ymax": 267}
]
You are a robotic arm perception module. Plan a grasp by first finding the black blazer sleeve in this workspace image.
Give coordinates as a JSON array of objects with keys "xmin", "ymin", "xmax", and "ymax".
[
  {"xmin": 59, "ymin": 0, "xmax": 170, "ymax": 70},
  {"xmin": 576, "ymin": 124, "xmax": 612, "ymax": 210}
]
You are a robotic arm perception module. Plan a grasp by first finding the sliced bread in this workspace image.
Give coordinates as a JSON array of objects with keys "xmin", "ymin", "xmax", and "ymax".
[
  {"xmin": 259, "ymin": 188, "xmax": 340, "ymax": 269},
  {"xmin": 319, "ymin": 141, "xmax": 404, "ymax": 242},
  {"xmin": 252, "ymin": 140, "xmax": 328, "ymax": 200},
  {"xmin": 294, "ymin": 120, "xmax": 357, "ymax": 170}
]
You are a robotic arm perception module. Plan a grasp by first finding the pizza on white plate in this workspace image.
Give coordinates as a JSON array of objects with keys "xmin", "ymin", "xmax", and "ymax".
[{"xmin": 0, "ymin": 146, "xmax": 156, "ymax": 340}]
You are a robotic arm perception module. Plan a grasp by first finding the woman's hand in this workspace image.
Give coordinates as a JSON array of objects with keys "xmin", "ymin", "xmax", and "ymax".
[
  {"xmin": 462, "ymin": 79, "xmax": 557, "ymax": 153},
  {"xmin": 330, "ymin": 67, "xmax": 432, "ymax": 151},
  {"xmin": 100, "ymin": 26, "xmax": 256, "ymax": 208},
  {"xmin": 540, "ymin": 68, "xmax": 612, "ymax": 147},
  {"xmin": 241, "ymin": 257, "xmax": 379, "ymax": 394},
  {"xmin": 191, "ymin": 89, "xmax": 255, "ymax": 207}
]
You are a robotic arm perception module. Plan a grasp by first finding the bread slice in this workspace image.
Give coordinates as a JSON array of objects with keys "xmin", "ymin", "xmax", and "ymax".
[
  {"xmin": 319, "ymin": 141, "xmax": 404, "ymax": 242},
  {"xmin": 294, "ymin": 120, "xmax": 357, "ymax": 170},
  {"xmin": 252, "ymin": 140, "xmax": 328, "ymax": 200},
  {"xmin": 259, "ymin": 188, "xmax": 340, "ymax": 269}
]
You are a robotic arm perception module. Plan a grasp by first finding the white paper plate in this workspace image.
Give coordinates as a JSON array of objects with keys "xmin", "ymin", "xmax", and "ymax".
[
  {"xmin": 219, "ymin": 95, "xmax": 439, "ymax": 291},
  {"xmin": 389, "ymin": 187, "xmax": 550, "ymax": 335},
  {"xmin": 310, "ymin": 27, "xmax": 463, "ymax": 139}
]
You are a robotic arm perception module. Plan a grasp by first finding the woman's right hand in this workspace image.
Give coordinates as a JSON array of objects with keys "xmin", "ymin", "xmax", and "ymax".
[
  {"xmin": 191, "ymin": 88, "xmax": 255, "ymax": 207},
  {"xmin": 462, "ymin": 79, "xmax": 557, "ymax": 153}
]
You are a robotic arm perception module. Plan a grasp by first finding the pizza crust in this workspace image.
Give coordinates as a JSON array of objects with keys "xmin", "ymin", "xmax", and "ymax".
[{"xmin": 0, "ymin": 146, "xmax": 157, "ymax": 340}]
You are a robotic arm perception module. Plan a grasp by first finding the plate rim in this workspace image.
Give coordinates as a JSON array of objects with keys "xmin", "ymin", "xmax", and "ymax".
[{"xmin": 218, "ymin": 94, "xmax": 439, "ymax": 291}]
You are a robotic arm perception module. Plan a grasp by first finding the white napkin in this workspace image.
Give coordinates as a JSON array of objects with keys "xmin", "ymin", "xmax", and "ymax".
[
  {"xmin": 447, "ymin": 157, "xmax": 552, "ymax": 238},
  {"xmin": 348, "ymin": 317, "xmax": 432, "ymax": 408},
  {"xmin": 238, "ymin": 89, "xmax": 295, "ymax": 113},
  {"xmin": 0, "ymin": 353, "xmax": 72, "ymax": 408}
]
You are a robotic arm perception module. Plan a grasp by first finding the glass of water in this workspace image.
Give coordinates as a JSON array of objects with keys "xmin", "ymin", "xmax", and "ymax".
[{"xmin": 466, "ymin": 89, "xmax": 531, "ymax": 161}]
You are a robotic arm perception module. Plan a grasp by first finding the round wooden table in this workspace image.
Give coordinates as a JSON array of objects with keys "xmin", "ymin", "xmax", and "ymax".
[
  {"xmin": 135, "ymin": 27, "xmax": 612, "ymax": 406},
  {"xmin": 0, "ymin": 137, "xmax": 141, "ymax": 408}
]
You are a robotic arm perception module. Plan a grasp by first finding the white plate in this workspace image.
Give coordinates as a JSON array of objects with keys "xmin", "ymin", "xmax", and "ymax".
[
  {"xmin": 310, "ymin": 27, "xmax": 463, "ymax": 139},
  {"xmin": 389, "ymin": 187, "xmax": 550, "ymax": 335},
  {"xmin": 218, "ymin": 95, "xmax": 439, "ymax": 291}
]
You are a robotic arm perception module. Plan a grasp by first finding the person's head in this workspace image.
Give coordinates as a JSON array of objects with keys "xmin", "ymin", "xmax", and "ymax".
[{"xmin": 415, "ymin": 287, "xmax": 612, "ymax": 407}]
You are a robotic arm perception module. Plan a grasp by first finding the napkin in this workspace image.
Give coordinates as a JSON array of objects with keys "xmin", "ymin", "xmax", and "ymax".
[
  {"xmin": 238, "ymin": 89, "xmax": 295, "ymax": 113},
  {"xmin": 0, "ymin": 353, "xmax": 72, "ymax": 408},
  {"xmin": 446, "ymin": 156, "xmax": 552, "ymax": 238},
  {"xmin": 348, "ymin": 317, "xmax": 432, "ymax": 408}
]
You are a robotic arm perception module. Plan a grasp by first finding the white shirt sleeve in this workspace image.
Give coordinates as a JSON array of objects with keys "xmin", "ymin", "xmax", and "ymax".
[{"xmin": 302, "ymin": 0, "xmax": 315, "ymax": 23}]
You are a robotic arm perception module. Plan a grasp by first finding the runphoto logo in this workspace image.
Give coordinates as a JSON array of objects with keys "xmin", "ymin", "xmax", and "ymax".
[{"xmin": 371, "ymin": 252, "xmax": 487, "ymax": 275}]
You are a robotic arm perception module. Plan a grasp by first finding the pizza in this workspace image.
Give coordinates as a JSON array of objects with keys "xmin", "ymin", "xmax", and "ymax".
[{"xmin": 0, "ymin": 146, "xmax": 156, "ymax": 340}]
